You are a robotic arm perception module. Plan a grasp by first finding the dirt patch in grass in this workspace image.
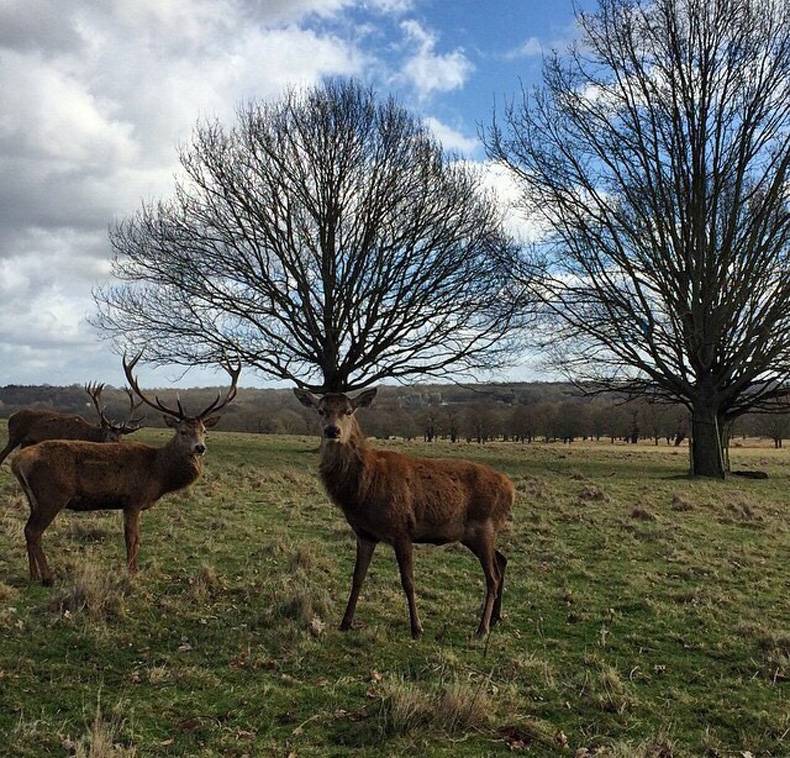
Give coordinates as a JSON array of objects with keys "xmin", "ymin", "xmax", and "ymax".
[
  {"xmin": 670, "ymin": 493, "xmax": 693, "ymax": 511},
  {"xmin": 68, "ymin": 521, "xmax": 114, "ymax": 543},
  {"xmin": 578, "ymin": 485, "xmax": 608, "ymax": 502},
  {"xmin": 631, "ymin": 507, "xmax": 657, "ymax": 521}
]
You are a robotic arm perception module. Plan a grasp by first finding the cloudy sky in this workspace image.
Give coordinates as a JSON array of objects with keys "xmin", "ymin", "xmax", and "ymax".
[{"xmin": 0, "ymin": 0, "xmax": 587, "ymax": 388}]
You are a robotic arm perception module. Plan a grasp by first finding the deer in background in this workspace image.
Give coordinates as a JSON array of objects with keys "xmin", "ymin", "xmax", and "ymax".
[
  {"xmin": 294, "ymin": 388, "xmax": 514, "ymax": 638},
  {"xmin": 0, "ymin": 383, "xmax": 144, "ymax": 466},
  {"xmin": 10, "ymin": 354, "xmax": 239, "ymax": 585}
]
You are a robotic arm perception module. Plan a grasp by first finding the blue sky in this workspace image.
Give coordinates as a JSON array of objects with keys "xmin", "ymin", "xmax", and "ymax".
[{"xmin": 0, "ymin": 0, "xmax": 590, "ymax": 389}]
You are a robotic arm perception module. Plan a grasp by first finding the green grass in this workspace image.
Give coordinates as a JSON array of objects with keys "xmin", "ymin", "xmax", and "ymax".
[{"xmin": 0, "ymin": 424, "xmax": 787, "ymax": 756}]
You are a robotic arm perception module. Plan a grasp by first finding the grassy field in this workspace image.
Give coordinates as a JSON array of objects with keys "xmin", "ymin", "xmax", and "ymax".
[{"xmin": 0, "ymin": 423, "xmax": 787, "ymax": 756}]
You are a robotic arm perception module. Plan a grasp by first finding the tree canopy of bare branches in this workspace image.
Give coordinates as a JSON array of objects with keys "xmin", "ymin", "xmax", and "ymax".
[
  {"xmin": 486, "ymin": 0, "xmax": 790, "ymax": 476},
  {"xmin": 94, "ymin": 79, "xmax": 518, "ymax": 393}
]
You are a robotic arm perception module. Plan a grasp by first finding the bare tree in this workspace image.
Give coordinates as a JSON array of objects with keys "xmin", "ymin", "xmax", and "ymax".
[
  {"xmin": 753, "ymin": 403, "xmax": 790, "ymax": 448},
  {"xmin": 486, "ymin": 0, "xmax": 790, "ymax": 476},
  {"xmin": 95, "ymin": 80, "xmax": 518, "ymax": 393},
  {"xmin": 445, "ymin": 406, "xmax": 460, "ymax": 442},
  {"xmin": 510, "ymin": 403, "xmax": 539, "ymax": 442}
]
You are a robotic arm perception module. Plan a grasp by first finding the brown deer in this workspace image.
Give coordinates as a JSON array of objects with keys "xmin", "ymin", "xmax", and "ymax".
[
  {"xmin": 294, "ymin": 388, "xmax": 514, "ymax": 638},
  {"xmin": 0, "ymin": 383, "xmax": 144, "ymax": 466},
  {"xmin": 10, "ymin": 354, "xmax": 239, "ymax": 585}
]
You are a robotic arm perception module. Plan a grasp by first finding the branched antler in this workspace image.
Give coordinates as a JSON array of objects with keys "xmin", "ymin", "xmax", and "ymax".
[
  {"xmin": 84, "ymin": 382, "xmax": 111, "ymax": 428},
  {"xmin": 122, "ymin": 353, "xmax": 240, "ymax": 420}
]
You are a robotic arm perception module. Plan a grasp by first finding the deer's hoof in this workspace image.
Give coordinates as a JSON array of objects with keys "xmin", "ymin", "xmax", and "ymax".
[
  {"xmin": 411, "ymin": 626, "xmax": 423, "ymax": 640},
  {"xmin": 41, "ymin": 577, "xmax": 54, "ymax": 588},
  {"xmin": 339, "ymin": 620, "xmax": 352, "ymax": 632}
]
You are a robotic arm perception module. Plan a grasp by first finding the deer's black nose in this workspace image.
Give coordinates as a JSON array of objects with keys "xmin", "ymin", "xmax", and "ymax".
[
  {"xmin": 324, "ymin": 426, "xmax": 341, "ymax": 439},
  {"xmin": 194, "ymin": 443, "xmax": 206, "ymax": 455}
]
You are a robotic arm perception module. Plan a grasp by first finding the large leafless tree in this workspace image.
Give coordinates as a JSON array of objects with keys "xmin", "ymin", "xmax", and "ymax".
[
  {"xmin": 94, "ymin": 80, "xmax": 518, "ymax": 393},
  {"xmin": 486, "ymin": 0, "xmax": 790, "ymax": 476}
]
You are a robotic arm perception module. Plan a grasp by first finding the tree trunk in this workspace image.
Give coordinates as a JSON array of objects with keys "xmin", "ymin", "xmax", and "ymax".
[{"xmin": 690, "ymin": 402, "xmax": 726, "ymax": 478}]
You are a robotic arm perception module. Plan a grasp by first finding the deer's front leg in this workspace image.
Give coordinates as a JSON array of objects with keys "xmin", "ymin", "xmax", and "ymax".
[
  {"xmin": 340, "ymin": 534, "xmax": 377, "ymax": 631},
  {"xmin": 123, "ymin": 508, "xmax": 142, "ymax": 574}
]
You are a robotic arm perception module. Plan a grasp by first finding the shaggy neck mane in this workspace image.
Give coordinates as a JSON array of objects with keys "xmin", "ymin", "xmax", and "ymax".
[
  {"xmin": 155, "ymin": 437, "xmax": 203, "ymax": 496},
  {"xmin": 318, "ymin": 415, "xmax": 371, "ymax": 491}
]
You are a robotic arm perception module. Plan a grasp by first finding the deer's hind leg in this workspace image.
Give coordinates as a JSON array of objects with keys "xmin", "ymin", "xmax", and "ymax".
[
  {"xmin": 491, "ymin": 550, "xmax": 507, "ymax": 626},
  {"xmin": 463, "ymin": 528, "xmax": 501, "ymax": 638},
  {"xmin": 16, "ymin": 472, "xmax": 63, "ymax": 586},
  {"xmin": 394, "ymin": 539, "xmax": 423, "ymax": 639},
  {"xmin": 124, "ymin": 508, "xmax": 142, "ymax": 575}
]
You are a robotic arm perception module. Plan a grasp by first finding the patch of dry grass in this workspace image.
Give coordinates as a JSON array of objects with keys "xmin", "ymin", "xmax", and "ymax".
[
  {"xmin": 50, "ymin": 560, "xmax": 130, "ymax": 621},
  {"xmin": 577, "ymin": 736, "xmax": 675, "ymax": 757},
  {"xmin": 189, "ymin": 563, "xmax": 221, "ymax": 600},
  {"xmin": 739, "ymin": 623, "xmax": 790, "ymax": 682},
  {"xmin": 583, "ymin": 657, "xmax": 636, "ymax": 715},
  {"xmin": 0, "ymin": 580, "xmax": 17, "ymax": 602},
  {"xmin": 378, "ymin": 675, "xmax": 492, "ymax": 737},
  {"xmin": 64, "ymin": 701, "xmax": 137, "ymax": 758}
]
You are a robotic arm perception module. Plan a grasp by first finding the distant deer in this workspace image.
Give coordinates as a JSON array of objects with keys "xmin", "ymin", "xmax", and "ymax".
[
  {"xmin": 10, "ymin": 354, "xmax": 239, "ymax": 585},
  {"xmin": 294, "ymin": 388, "xmax": 514, "ymax": 638},
  {"xmin": 0, "ymin": 383, "xmax": 144, "ymax": 466}
]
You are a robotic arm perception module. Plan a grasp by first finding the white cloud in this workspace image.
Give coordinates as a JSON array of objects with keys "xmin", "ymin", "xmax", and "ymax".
[
  {"xmin": 400, "ymin": 19, "xmax": 473, "ymax": 98},
  {"xmin": 424, "ymin": 116, "xmax": 479, "ymax": 155},
  {"xmin": 462, "ymin": 160, "xmax": 548, "ymax": 244},
  {"xmin": 504, "ymin": 35, "xmax": 543, "ymax": 59},
  {"xmin": 0, "ymin": 0, "xmax": 372, "ymax": 386},
  {"xmin": 366, "ymin": 0, "xmax": 413, "ymax": 12}
]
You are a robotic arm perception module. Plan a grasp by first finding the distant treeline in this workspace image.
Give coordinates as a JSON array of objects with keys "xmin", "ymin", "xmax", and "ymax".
[{"xmin": 0, "ymin": 382, "xmax": 788, "ymax": 448}]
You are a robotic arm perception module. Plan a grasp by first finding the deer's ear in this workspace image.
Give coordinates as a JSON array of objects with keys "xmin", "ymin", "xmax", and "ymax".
[
  {"xmin": 293, "ymin": 388, "xmax": 319, "ymax": 408},
  {"xmin": 203, "ymin": 415, "xmax": 220, "ymax": 429},
  {"xmin": 163, "ymin": 415, "xmax": 179, "ymax": 428},
  {"xmin": 352, "ymin": 388, "xmax": 377, "ymax": 409}
]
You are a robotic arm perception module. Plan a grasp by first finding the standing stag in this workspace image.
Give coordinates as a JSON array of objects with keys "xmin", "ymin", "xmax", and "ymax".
[
  {"xmin": 10, "ymin": 354, "xmax": 239, "ymax": 585},
  {"xmin": 0, "ymin": 383, "xmax": 144, "ymax": 466},
  {"xmin": 294, "ymin": 388, "xmax": 514, "ymax": 638}
]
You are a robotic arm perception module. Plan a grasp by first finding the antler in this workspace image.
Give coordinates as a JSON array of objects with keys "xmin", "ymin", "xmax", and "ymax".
[
  {"xmin": 119, "ymin": 387, "xmax": 146, "ymax": 431},
  {"xmin": 122, "ymin": 352, "xmax": 184, "ymax": 419},
  {"xmin": 122, "ymin": 353, "xmax": 241, "ymax": 420},
  {"xmin": 195, "ymin": 360, "xmax": 241, "ymax": 419},
  {"xmin": 84, "ymin": 382, "xmax": 111, "ymax": 427}
]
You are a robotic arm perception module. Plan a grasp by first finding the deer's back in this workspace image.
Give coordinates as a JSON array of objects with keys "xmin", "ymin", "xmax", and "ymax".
[
  {"xmin": 9, "ymin": 409, "xmax": 95, "ymax": 445},
  {"xmin": 393, "ymin": 452, "xmax": 513, "ymax": 525},
  {"xmin": 327, "ymin": 448, "xmax": 513, "ymax": 543},
  {"xmin": 12, "ymin": 440, "xmax": 163, "ymax": 508}
]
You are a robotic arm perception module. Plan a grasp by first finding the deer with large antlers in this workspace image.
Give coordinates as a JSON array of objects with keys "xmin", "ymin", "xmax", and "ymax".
[
  {"xmin": 294, "ymin": 388, "xmax": 514, "ymax": 638},
  {"xmin": 10, "ymin": 354, "xmax": 239, "ymax": 585},
  {"xmin": 0, "ymin": 383, "xmax": 144, "ymax": 466}
]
